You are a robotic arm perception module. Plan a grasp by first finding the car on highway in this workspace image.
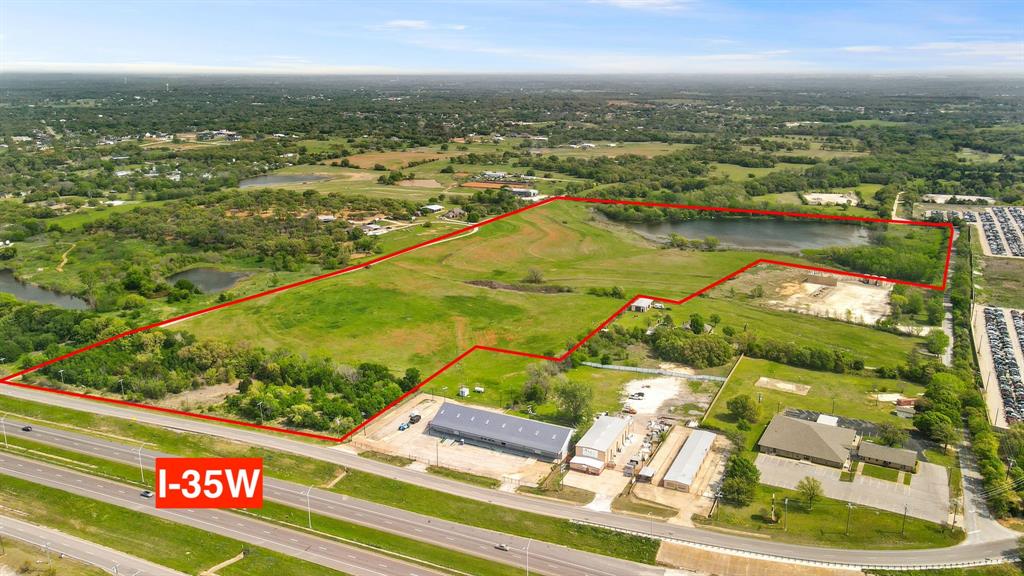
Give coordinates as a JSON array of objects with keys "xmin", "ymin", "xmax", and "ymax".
[
  {"xmin": 20, "ymin": 425, "xmax": 32, "ymax": 432},
  {"xmin": 494, "ymin": 543, "xmax": 509, "ymax": 551},
  {"xmin": 140, "ymin": 490, "xmax": 154, "ymax": 498}
]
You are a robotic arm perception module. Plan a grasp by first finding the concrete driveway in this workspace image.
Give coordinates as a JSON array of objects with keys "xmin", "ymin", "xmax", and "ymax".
[{"xmin": 755, "ymin": 453, "xmax": 949, "ymax": 523}]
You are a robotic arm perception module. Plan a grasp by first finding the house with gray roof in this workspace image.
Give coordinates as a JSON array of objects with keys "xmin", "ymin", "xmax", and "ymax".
[
  {"xmin": 428, "ymin": 402, "xmax": 574, "ymax": 461},
  {"xmin": 757, "ymin": 414, "xmax": 857, "ymax": 468},
  {"xmin": 856, "ymin": 441, "xmax": 918, "ymax": 472}
]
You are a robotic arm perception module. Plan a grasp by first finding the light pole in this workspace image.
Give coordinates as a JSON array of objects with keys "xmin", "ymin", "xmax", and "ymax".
[
  {"xmin": 118, "ymin": 378, "xmax": 125, "ymax": 397},
  {"xmin": 58, "ymin": 369, "xmax": 65, "ymax": 386},
  {"xmin": 256, "ymin": 401, "xmax": 265, "ymax": 424},
  {"xmin": 784, "ymin": 497, "xmax": 789, "ymax": 531},
  {"xmin": 44, "ymin": 542, "xmax": 51, "ymax": 567},
  {"xmin": 305, "ymin": 485, "xmax": 314, "ymax": 529},
  {"xmin": 900, "ymin": 503, "xmax": 908, "ymax": 537},
  {"xmin": 113, "ymin": 562, "xmax": 119, "ymax": 575},
  {"xmin": 525, "ymin": 538, "xmax": 532, "ymax": 576},
  {"xmin": 136, "ymin": 444, "xmax": 146, "ymax": 484},
  {"xmin": 1, "ymin": 414, "xmax": 7, "ymax": 449}
]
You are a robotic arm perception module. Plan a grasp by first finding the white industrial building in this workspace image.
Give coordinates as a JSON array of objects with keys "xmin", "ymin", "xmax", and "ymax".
[
  {"xmin": 629, "ymin": 298, "xmax": 654, "ymax": 312},
  {"xmin": 569, "ymin": 415, "xmax": 630, "ymax": 475},
  {"xmin": 662, "ymin": 429, "xmax": 715, "ymax": 492}
]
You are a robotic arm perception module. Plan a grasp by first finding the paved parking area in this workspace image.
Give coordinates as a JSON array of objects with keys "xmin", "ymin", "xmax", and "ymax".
[{"xmin": 755, "ymin": 454, "xmax": 949, "ymax": 523}]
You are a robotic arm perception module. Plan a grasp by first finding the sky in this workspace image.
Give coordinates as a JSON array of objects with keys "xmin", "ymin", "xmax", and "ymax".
[{"xmin": 1, "ymin": 0, "xmax": 1021, "ymax": 75}]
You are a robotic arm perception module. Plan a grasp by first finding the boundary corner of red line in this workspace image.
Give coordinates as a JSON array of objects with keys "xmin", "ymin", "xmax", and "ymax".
[{"xmin": 0, "ymin": 197, "xmax": 955, "ymax": 443}]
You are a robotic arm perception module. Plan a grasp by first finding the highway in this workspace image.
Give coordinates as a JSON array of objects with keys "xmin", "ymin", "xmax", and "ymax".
[
  {"xmin": 0, "ymin": 451, "xmax": 450, "ymax": 576},
  {"xmin": 0, "ymin": 513, "xmax": 188, "ymax": 576},
  {"xmin": 1, "ymin": 383, "xmax": 1018, "ymax": 569},
  {"xmin": 0, "ymin": 416, "xmax": 664, "ymax": 576}
]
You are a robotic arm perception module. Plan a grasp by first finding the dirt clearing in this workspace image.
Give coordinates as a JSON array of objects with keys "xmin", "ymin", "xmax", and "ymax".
[{"xmin": 755, "ymin": 376, "xmax": 810, "ymax": 395}]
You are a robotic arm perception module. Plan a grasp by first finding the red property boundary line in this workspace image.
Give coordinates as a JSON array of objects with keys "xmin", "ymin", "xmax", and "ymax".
[{"xmin": 0, "ymin": 197, "xmax": 954, "ymax": 443}]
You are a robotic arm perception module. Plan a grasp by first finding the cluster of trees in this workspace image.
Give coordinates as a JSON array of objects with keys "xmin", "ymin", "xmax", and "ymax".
[
  {"xmin": 732, "ymin": 330, "xmax": 864, "ymax": 374},
  {"xmin": 650, "ymin": 327, "xmax": 734, "ymax": 369},
  {"xmin": 809, "ymin": 226, "xmax": 949, "ymax": 285},
  {"xmin": 514, "ymin": 361, "xmax": 593, "ymax": 426},
  {"xmin": 720, "ymin": 453, "xmax": 761, "ymax": 506}
]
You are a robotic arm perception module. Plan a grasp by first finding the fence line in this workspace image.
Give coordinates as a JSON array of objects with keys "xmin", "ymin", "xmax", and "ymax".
[{"xmin": 579, "ymin": 362, "xmax": 726, "ymax": 381}]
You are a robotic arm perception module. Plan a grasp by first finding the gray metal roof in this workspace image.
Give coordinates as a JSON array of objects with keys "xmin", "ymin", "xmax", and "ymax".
[
  {"xmin": 858, "ymin": 441, "xmax": 917, "ymax": 467},
  {"xmin": 664, "ymin": 429, "xmax": 716, "ymax": 487},
  {"xmin": 758, "ymin": 415, "xmax": 856, "ymax": 465},
  {"xmin": 576, "ymin": 416, "xmax": 628, "ymax": 453},
  {"xmin": 429, "ymin": 402, "xmax": 574, "ymax": 456}
]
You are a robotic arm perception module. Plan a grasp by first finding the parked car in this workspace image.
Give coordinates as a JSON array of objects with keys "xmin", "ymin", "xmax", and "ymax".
[
  {"xmin": 398, "ymin": 422, "xmax": 410, "ymax": 431},
  {"xmin": 409, "ymin": 412, "xmax": 422, "ymax": 424}
]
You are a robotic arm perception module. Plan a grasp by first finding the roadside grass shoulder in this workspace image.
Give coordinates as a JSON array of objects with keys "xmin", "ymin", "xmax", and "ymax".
[
  {"xmin": 331, "ymin": 469, "xmax": 659, "ymax": 564},
  {"xmin": 694, "ymin": 484, "xmax": 963, "ymax": 549},
  {"xmin": 427, "ymin": 465, "xmax": 501, "ymax": 488},
  {"xmin": 868, "ymin": 566, "xmax": 1022, "ymax": 576},
  {"xmin": 0, "ymin": 537, "xmax": 108, "ymax": 576},
  {"xmin": 359, "ymin": 450, "xmax": 414, "ymax": 467}
]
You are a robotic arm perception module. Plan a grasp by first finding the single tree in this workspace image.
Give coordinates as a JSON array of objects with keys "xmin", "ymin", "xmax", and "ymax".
[
  {"xmin": 726, "ymin": 394, "xmax": 760, "ymax": 426},
  {"xmin": 523, "ymin": 268, "xmax": 545, "ymax": 284},
  {"xmin": 877, "ymin": 422, "xmax": 909, "ymax": 448},
  {"xmin": 797, "ymin": 476, "xmax": 823, "ymax": 510},
  {"xmin": 554, "ymin": 378, "xmax": 592, "ymax": 426}
]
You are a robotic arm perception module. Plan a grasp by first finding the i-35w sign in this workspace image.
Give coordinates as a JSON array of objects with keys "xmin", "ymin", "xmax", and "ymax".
[{"xmin": 154, "ymin": 457, "xmax": 263, "ymax": 509}]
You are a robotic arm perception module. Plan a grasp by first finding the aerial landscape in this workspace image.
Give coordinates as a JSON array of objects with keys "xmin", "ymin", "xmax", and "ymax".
[{"xmin": 1, "ymin": 1, "xmax": 1023, "ymax": 575}]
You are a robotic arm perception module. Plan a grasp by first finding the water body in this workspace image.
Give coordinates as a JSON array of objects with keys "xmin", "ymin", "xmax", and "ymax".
[
  {"xmin": 238, "ymin": 174, "xmax": 330, "ymax": 189},
  {"xmin": 0, "ymin": 270, "xmax": 90, "ymax": 310},
  {"xmin": 629, "ymin": 218, "xmax": 871, "ymax": 252},
  {"xmin": 168, "ymin": 268, "xmax": 248, "ymax": 293}
]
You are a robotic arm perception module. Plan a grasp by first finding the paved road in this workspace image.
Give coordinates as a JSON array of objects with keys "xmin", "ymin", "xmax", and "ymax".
[
  {"xmin": 0, "ymin": 384, "xmax": 1018, "ymax": 569},
  {"xmin": 0, "ymin": 513, "xmax": 188, "ymax": 576},
  {"xmin": 0, "ymin": 417, "xmax": 663, "ymax": 576},
  {"xmin": 0, "ymin": 452, "xmax": 448, "ymax": 576}
]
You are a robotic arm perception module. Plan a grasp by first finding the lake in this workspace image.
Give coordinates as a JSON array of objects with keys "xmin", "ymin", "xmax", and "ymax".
[
  {"xmin": 238, "ymin": 174, "xmax": 331, "ymax": 189},
  {"xmin": 629, "ymin": 218, "xmax": 871, "ymax": 252},
  {"xmin": 168, "ymin": 268, "xmax": 248, "ymax": 293},
  {"xmin": 0, "ymin": 270, "xmax": 91, "ymax": 310}
]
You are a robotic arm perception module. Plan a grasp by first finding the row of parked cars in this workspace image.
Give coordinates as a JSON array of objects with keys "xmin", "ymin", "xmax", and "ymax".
[
  {"xmin": 979, "ymin": 210, "xmax": 1008, "ymax": 256},
  {"xmin": 984, "ymin": 307, "xmax": 1024, "ymax": 423},
  {"xmin": 992, "ymin": 207, "xmax": 1024, "ymax": 257},
  {"xmin": 923, "ymin": 210, "xmax": 978, "ymax": 223}
]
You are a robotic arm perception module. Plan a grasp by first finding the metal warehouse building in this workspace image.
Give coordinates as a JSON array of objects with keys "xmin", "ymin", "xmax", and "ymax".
[
  {"xmin": 662, "ymin": 429, "xmax": 716, "ymax": 492},
  {"xmin": 427, "ymin": 402, "xmax": 574, "ymax": 461},
  {"xmin": 569, "ymin": 415, "xmax": 630, "ymax": 475}
]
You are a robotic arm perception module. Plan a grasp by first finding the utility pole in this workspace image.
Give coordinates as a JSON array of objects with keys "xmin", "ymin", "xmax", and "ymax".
[
  {"xmin": 118, "ymin": 378, "xmax": 125, "ymax": 397},
  {"xmin": 44, "ymin": 542, "xmax": 52, "ymax": 567},
  {"xmin": 305, "ymin": 485, "xmax": 314, "ymax": 529},
  {"xmin": 845, "ymin": 502, "xmax": 854, "ymax": 536},
  {"xmin": 784, "ymin": 497, "xmax": 789, "ymax": 531},
  {"xmin": 901, "ymin": 503, "xmax": 908, "ymax": 537},
  {"xmin": 256, "ymin": 401, "xmax": 265, "ymax": 424}
]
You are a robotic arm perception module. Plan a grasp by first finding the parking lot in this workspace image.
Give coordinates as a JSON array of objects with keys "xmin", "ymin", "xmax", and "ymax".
[
  {"xmin": 344, "ymin": 393, "xmax": 552, "ymax": 487},
  {"xmin": 755, "ymin": 454, "xmax": 949, "ymax": 523},
  {"xmin": 973, "ymin": 305, "xmax": 1024, "ymax": 426}
]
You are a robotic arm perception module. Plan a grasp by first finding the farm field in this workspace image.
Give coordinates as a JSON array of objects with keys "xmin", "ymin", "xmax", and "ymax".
[
  {"xmin": 704, "ymin": 357, "xmax": 923, "ymax": 451},
  {"xmin": 533, "ymin": 141, "xmax": 692, "ymax": 158},
  {"xmin": 708, "ymin": 161, "xmax": 809, "ymax": 179},
  {"xmin": 976, "ymin": 254, "xmax": 1024, "ymax": 310}
]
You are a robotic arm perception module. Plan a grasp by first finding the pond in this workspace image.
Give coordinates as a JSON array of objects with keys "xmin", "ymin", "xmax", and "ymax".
[
  {"xmin": 628, "ymin": 218, "xmax": 871, "ymax": 252},
  {"xmin": 168, "ymin": 268, "xmax": 248, "ymax": 294},
  {"xmin": 0, "ymin": 269, "xmax": 91, "ymax": 310},
  {"xmin": 238, "ymin": 174, "xmax": 331, "ymax": 189}
]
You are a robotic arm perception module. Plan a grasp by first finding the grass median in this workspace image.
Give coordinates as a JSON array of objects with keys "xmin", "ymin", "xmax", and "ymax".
[{"xmin": 0, "ymin": 473, "xmax": 349, "ymax": 576}]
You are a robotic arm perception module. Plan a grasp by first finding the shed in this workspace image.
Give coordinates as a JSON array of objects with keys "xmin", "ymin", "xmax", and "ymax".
[{"xmin": 629, "ymin": 298, "xmax": 654, "ymax": 313}]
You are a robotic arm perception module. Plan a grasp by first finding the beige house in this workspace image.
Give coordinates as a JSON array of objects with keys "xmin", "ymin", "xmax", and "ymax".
[
  {"xmin": 857, "ymin": 441, "xmax": 918, "ymax": 472},
  {"xmin": 757, "ymin": 414, "xmax": 857, "ymax": 469},
  {"xmin": 569, "ymin": 415, "xmax": 630, "ymax": 475}
]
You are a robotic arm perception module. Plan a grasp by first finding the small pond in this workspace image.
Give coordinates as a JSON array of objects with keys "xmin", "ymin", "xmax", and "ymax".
[
  {"xmin": 0, "ymin": 269, "xmax": 91, "ymax": 310},
  {"xmin": 168, "ymin": 268, "xmax": 248, "ymax": 293},
  {"xmin": 628, "ymin": 218, "xmax": 871, "ymax": 252}
]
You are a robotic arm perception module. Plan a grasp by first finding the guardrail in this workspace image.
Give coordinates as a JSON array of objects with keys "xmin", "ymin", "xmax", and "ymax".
[{"xmin": 569, "ymin": 518, "xmax": 1012, "ymax": 571}]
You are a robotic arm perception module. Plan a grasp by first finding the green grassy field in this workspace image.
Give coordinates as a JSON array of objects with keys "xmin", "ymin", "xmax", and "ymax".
[
  {"xmin": 704, "ymin": 357, "xmax": 923, "ymax": 450},
  {"xmin": 182, "ymin": 201, "xmax": 815, "ymax": 375},
  {"xmin": 869, "ymin": 566, "xmax": 1023, "ymax": 576},
  {"xmin": 696, "ymin": 484, "xmax": 963, "ymax": 549},
  {"xmin": 0, "ymin": 473, "xmax": 350, "ymax": 576},
  {"xmin": 861, "ymin": 462, "xmax": 901, "ymax": 482},
  {"xmin": 708, "ymin": 162, "xmax": 809, "ymax": 180},
  {"xmin": 977, "ymin": 255, "xmax": 1024, "ymax": 310},
  {"xmin": 47, "ymin": 199, "xmax": 173, "ymax": 230}
]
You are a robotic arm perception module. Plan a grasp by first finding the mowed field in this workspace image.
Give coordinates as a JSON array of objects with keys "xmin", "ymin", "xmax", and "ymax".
[{"xmin": 182, "ymin": 201, "xmax": 813, "ymax": 373}]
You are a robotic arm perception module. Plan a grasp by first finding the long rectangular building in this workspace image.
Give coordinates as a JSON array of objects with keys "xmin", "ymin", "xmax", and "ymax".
[
  {"xmin": 663, "ymin": 429, "xmax": 716, "ymax": 492},
  {"xmin": 428, "ymin": 402, "xmax": 574, "ymax": 461}
]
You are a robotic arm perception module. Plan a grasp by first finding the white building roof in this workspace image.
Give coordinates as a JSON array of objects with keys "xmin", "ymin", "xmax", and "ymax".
[
  {"xmin": 664, "ymin": 429, "xmax": 715, "ymax": 487},
  {"xmin": 633, "ymin": 297, "xmax": 654, "ymax": 308},
  {"xmin": 816, "ymin": 414, "xmax": 839, "ymax": 427},
  {"xmin": 423, "ymin": 204, "xmax": 444, "ymax": 211},
  {"xmin": 569, "ymin": 455, "xmax": 606, "ymax": 470},
  {"xmin": 576, "ymin": 416, "xmax": 628, "ymax": 453}
]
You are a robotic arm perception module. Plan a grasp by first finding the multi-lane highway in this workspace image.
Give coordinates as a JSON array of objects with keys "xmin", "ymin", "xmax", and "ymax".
[
  {"xmin": 0, "ymin": 451, "xmax": 449, "ymax": 576},
  {"xmin": 1, "ymin": 383, "xmax": 1018, "ymax": 569},
  {"xmin": 0, "ymin": 416, "xmax": 665, "ymax": 576},
  {"xmin": 0, "ymin": 513, "xmax": 188, "ymax": 576}
]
